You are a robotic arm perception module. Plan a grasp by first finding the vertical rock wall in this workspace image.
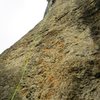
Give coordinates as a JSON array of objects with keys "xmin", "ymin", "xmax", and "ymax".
[{"xmin": 0, "ymin": 0, "xmax": 100, "ymax": 100}]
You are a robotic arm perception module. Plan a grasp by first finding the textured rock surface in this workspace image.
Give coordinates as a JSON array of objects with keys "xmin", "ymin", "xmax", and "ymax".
[{"xmin": 0, "ymin": 0, "xmax": 100, "ymax": 100}]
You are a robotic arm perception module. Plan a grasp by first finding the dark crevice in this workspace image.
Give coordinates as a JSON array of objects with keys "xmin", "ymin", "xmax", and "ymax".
[
  {"xmin": 94, "ymin": 72, "xmax": 100, "ymax": 78},
  {"xmin": 81, "ymin": 7, "xmax": 100, "ymax": 18},
  {"xmin": 55, "ymin": 12, "xmax": 69, "ymax": 21},
  {"xmin": 80, "ymin": 0, "xmax": 100, "ymax": 50}
]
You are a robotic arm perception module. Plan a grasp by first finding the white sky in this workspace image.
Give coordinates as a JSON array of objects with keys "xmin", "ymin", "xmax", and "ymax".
[{"xmin": 0, "ymin": 0, "xmax": 47, "ymax": 54}]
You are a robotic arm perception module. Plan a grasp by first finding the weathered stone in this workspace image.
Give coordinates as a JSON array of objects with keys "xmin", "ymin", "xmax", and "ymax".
[{"xmin": 0, "ymin": 0, "xmax": 100, "ymax": 100}]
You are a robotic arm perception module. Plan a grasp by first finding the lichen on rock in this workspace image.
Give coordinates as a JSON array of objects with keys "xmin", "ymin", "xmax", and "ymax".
[{"xmin": 0, "ymin": 0, "xmax": 100, "ymax": 100}]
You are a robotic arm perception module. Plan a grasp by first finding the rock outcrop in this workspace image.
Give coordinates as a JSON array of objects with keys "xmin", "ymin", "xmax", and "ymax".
[{"xmin": 0, "ymin": 0, "xmax": 100, "ymax": 100}]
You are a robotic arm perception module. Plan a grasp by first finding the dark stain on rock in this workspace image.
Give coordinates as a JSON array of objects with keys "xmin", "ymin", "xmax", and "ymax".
[
  {"xmin": 79, "ymin": 0, "xmax": 100, "ymax": 54},
  {"xmin": 94, "ymin": 72, "xmax": 100, "ymax": 78}
]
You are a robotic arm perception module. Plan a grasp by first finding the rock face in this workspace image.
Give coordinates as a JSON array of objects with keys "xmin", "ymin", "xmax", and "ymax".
[{"xmin": 0, "ymin": 0, "xmax": 100, "ymax": 100}]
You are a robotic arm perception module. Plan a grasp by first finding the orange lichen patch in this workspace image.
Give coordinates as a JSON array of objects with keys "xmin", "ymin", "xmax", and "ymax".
[
  {"xmin": 41, "ymin": 75, "xmax": 60, "ymax": 99},
  {"xmin": 47, "ymin": 75, "xmax": 54, "ymax": 83},
  {"xmin": 42, "ymin": 48, "xmax": 51, "ymax": 52},
  {"xmin": 46, "ymin": 75, "xmax": 60, "ymax": 88},
  {"xmin": 56, "ymin": 41, "xmax": 64, "ymax": 47},
  {"xmin": 43, "ymin": 49, "xmax": 55, "ymax": 55},
  {"xmin": 45, "ymin": 90, "xmax": 55, "ymax": 100}
]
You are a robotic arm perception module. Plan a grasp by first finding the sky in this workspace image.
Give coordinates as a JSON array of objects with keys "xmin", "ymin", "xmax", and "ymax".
[{"xmin": 0, "ymin": 0, "xmax": 47, "ymax": 54}]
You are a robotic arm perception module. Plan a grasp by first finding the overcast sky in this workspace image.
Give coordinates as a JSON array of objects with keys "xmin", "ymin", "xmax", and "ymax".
[{"xmin": 0, "ymin": 0, "xmax": 47, "ymax": 54}]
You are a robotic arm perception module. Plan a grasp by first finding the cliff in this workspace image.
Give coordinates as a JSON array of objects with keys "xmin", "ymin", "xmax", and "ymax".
[{"xmin": 0, "ymin": 0, "xmax": 100, "ymax": 100}]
